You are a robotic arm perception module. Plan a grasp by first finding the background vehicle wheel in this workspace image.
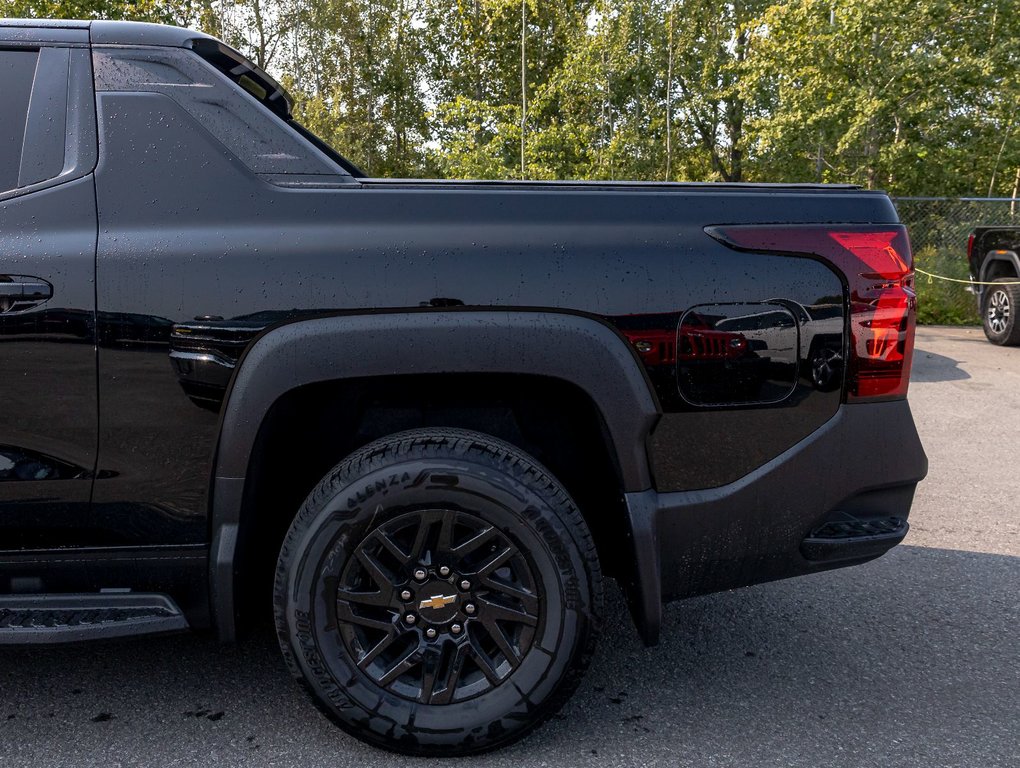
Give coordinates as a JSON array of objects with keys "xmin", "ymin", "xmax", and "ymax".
[
  {"xmin": 274, "ymin": 428, "xmax": 603, "ymax": 755},
  {"xmin": 982, "ymin": 278, "xmax": 1020, "ymax": 345},
  {"xmin": 808, "ymin": 343, "xmax": 843, "ymax": 392}
]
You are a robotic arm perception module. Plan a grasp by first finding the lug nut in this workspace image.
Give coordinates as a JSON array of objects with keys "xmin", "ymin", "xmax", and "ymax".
[
  {"xmin": 413, "ymin": 568, "xmax": 427, "ymax": 582},
  {"xmin": 464, "ymin": 603, "xmax": 476, "ymax": 615},
  {"xmin": 451, "ymin": 623, "xmax": 462, "ymax": 634},
  {"xmin": 438, "ymin": 565, "xmax": 451, "ymax": 577},
  {"xmin": 459, "ymin": 579, "xmax": 470, "ymax": 590},
  {"xmin": 405, "ymin": 613, "xmax": 417, "ymax": 625},
  {"xmin": 400, "ymin": 589, "xmax": 412, "ymax": 601},
  {"xmin": 425, "ymin": 628, "xmax": 437, "ymax": 639}
]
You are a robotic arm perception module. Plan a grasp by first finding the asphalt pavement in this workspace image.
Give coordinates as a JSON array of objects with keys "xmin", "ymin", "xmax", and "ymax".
[{"xmin": 1, "ymin": 325, "xmax": 1017, "ymax": 768}]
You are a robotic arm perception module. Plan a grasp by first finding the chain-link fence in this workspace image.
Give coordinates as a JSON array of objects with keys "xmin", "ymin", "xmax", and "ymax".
[
  {"xmin": 892, "ymin": 197, "xmax": 1020, "ymax": 324},
  {"xmin": 895, "ymin": 197, "xmax": 1020, "ymax": 254}
]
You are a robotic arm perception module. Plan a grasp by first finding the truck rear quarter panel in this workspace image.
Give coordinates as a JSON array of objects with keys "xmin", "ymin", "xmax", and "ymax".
[{"xmin": 90, "ymin": 84, "xmax": 897, "ymax": 548}]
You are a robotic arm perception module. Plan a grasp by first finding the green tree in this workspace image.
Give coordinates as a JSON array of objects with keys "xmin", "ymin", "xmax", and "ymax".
[
  {"xmin": 285, "ymin": 0, "xmax": 433, "ymax": 177},
  {"xmin": 424, "ymin": 0, "xmax": 593, "ymax": 179},
  {"xmin": 741, "ymin": 0, "xmax": 1020, "ymax": 194},
  {"xmin": 3, "ymin": 0, "xmax": 1017, "ymax": 193},
  {"xmin": 0, "ymin": 0, "xmax": 201, "ymax": 23}
]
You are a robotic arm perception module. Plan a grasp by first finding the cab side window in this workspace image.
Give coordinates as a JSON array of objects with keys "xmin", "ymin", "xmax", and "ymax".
[
  {"xmin": 0, "ymin": 46, "xmax": 97, "ymax": 201},
  {"xmin": 92, "ymin": 46, "xmax": 338, "ymax": 177},
  {"xmin": 0, "ymin": 49, "xmax": 39, "ymax": 194}
]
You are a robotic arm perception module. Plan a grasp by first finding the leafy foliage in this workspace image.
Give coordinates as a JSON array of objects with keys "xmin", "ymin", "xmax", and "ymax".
[
  {"xmin": 4, "ymin": 0, "xmax": 1016, "ymax": 195},
  {"xmin": 0, "ymin": 0, "xmax": 200, "ymax": 25},
  {"xmin": 743, "ymin": 0, "xmax": 1020, "ymax": 195},
  {"xmin": 914, "ymin": 247, "xmax": 982, "ymax": 326}
]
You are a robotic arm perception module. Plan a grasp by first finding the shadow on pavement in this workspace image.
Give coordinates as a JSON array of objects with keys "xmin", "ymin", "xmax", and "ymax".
[
  {"xmin": 0, "ymin": 545, "xmax": 1016, "ymax": 768},
  {"xmin": 911, "ymin": 348, "xmax": 972, "ymax": 382}
]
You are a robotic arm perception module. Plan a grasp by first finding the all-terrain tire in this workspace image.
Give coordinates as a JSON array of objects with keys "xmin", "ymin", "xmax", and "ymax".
[
  {"xmin": 274, "ymin": 428, "xmax": 603, "ymax": 755},
  {"xmin": 982, "ymin": 278, "xmax": 1020, "ymax": 345}
]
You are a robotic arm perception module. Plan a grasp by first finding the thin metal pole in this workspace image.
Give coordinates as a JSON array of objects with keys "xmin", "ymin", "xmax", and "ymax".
[{"xmin": 520, "ymin": 0, "xmax": 526, "ymax": 180}]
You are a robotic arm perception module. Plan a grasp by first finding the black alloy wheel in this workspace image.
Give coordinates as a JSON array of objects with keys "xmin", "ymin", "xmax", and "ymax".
[
  {"xmin": 274, "ymin": 428, "xmax": 603, "ymax": 755},
  {"xmin": 336, "ymin": 507, "xmax": 539, "ymax": 705}
]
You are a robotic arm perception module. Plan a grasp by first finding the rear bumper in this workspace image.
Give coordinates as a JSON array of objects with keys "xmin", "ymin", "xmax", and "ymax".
[{"xmin": 623, "ymin": 399, "xmax": 927, "ymax": 645}]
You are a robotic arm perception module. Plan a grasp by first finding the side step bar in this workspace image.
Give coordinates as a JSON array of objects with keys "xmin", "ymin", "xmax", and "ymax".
[
  {"xmin": 0, "ymin": 593, "xmax": 188, "ymax": 644},
  {"xmin": 801, "ymin": 515, "xmax": 908, "ymax": 563}
]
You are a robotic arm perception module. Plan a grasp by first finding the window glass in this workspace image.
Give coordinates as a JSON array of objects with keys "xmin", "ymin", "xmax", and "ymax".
[
  {"xmin": 0, "ymin": 49, "xmax": 39, "ymax": 193},
  {"xmin": 92, "ymin": 47, "xmax": 338, "ymax": 176}
]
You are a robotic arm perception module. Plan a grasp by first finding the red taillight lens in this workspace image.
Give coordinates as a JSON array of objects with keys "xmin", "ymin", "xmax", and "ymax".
[
  {"xmin": 966, "ymin": 232, "xmax": 975, "ymax": 264},
  {"xmin": 705, "ymin": 224, "xmax": 916, "ymax": 401}
]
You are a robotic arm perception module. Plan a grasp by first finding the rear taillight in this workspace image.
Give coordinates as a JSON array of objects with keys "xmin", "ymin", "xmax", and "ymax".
[
  {"xmin": 705, "ymin": 224, "xmax": 916, "ymax": 401},
  {"xmin": 966, "ymin": 232, "xmax": 975, "ymax": 264}
]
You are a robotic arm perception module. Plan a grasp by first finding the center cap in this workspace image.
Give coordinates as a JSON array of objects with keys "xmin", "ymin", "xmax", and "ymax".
[{"xmin": 415, "ymin": 582, "xmax": 460, "ymax": 622}]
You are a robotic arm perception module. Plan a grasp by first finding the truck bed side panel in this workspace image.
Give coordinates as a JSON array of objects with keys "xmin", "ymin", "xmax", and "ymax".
[{"xmin": 89, "ymin": 88, "xmax": 890, "ymax": 547}]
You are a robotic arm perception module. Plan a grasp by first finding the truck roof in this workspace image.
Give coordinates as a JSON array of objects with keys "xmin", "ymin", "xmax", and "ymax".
[{"xmin": 0, "ymin": 18, "xmax": 215, "ymax": 47}]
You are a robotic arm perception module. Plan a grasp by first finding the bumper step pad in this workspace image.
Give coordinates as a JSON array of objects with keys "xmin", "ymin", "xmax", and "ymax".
[
  {"xmin": 801, "ymin": 515, "xmax": 908, "ymax": 563},
  {"xmin": 0, "ymin": 593, "xmax": 188, "ymax": 644}
]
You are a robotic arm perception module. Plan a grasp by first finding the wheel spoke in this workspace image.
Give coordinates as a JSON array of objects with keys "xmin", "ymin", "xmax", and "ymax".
[
  {"xmin": 406, "ymin": 515, "xmax": 432, "ymax": 563},
  {"xmin": 435, "ymin": 509, "xmax": 457, "ymax": 555},
  {"xmin": 375, "ymin": 528, "xmax": 412, "ymax": 565},
  {"xmin": 450, "ymin": 525, "xmax": 498, "ymax": 558},
  {"xmin": 336, "ymin": 586, "xmax": 391, "ymax": 608},
  {"xmin": 479, "ymin": 576, "xmax": 540, "ymax": 614},
  {"xmin": 419, "ymin": 646, "xmax": 443, "ymax": 703},
  {"xmin": 478, "ymin": 615, "xmax": 522, "ymax": 669},
  {"xmin": 467, "ymin": 643, "xmax": 502, "ymax": 685},
  {"xmin": 469, "ymin": 545, "xmax": 514, "ymax": 578},
  {"xmin": 429, "ymin": 644, "xmax": 469, "ymax": 705},
  {"xmin": 335, "ymin": 600, "xmax": 396, "ymax": 633},
  {"xmin": 377, "ymin": 645, "xmax": 422, "ymax": 687},
  {"xmin": 355, "ymin": 549, "xmax": 395, "ymax": 600},
  {"xmin": 357, "ymin": 628, "xmax": 400, "ymax": 671},
  {"xmin": 476, "ymin": 595, "xmax": 538, "ymax": 627}
]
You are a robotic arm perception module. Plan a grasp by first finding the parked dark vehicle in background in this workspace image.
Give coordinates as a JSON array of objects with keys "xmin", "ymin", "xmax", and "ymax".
[
  {"xmin": 0, "ymin": 19, "xmax": 927, "ymax": 755},
  {"xmin": 967, "ymin": 227, "xmax": 1020, "ymax": 345}
]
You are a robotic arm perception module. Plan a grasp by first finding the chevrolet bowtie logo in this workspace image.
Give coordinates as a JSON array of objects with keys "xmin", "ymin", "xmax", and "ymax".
[{"xmin": 419, "ymin": 594, "xmax": 457, "ymax": 611}]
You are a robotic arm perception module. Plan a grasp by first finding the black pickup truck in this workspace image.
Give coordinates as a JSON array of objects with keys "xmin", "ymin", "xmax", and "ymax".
[
  {"xmin": 967, "ymin": 227, "xmax": 1020, "ymax": 344},
  {"xmin": 0, "ymin": 19, "xmax": 927, "ymax": 755}
]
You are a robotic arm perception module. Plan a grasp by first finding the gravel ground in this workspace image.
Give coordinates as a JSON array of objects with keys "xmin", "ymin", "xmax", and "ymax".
[{"xmin": 1, "ymin": 325, "xmax": 1017, "ymax": 768}]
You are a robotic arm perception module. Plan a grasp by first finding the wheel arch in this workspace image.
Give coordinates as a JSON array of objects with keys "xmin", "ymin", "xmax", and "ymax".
[
  {"xmin": 207, "ymin": 309, "xmax": 661, "ymax": 641},
  {"xmin": 979, "ymin": 251, "xmax": 1020, "ymax": 283}
]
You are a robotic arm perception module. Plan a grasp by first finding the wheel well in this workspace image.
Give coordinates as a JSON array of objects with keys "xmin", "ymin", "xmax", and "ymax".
[
  {"xmin": 984, "ymin": 258, "xmax": 1019, "ymax": 282},
  {"xmin": 233, "ymin": 373, "xmax": 629, "ymax": 627}
]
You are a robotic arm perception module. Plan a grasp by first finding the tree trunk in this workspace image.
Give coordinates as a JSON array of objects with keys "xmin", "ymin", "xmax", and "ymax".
[
  {"xmin": 1011, "ymin": 167, "xmax": 1019, "ymax": 217},
  {"xmin": 474, "ymin": 1, "xmax": 484, "ymax": 148},
  {"xmin": 252, "ymin": 0, "xmax": 268, "ymax": 70},
  {"xmin": 989, "ymin": 104, "xmax": 1016, "ymax": 197}
]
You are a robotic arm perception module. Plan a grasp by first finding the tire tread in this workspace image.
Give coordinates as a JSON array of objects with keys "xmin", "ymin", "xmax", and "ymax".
[{"xmin": 274, "ymin": 427, "xmax": 603, "ymax": 755}]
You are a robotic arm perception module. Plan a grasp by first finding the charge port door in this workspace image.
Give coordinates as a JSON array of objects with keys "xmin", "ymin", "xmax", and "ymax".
[{"xmin": 677, "ymin": 302, "xmax": 799, "ymax": 407}]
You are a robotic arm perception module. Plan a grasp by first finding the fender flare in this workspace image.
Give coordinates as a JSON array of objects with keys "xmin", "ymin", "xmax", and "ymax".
[
  {"xmin": 208, "ymin": 309, "xmax": 662, "ymax": 640},
  {"xmin": 978, "ymin": 250, "xmax": 1020, "ymax": 289}
]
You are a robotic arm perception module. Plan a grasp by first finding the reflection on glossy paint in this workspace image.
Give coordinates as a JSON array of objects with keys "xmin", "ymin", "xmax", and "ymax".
[
  {"xmin": 677, "ymin": 303, "xmax": 798, "ymax": 406},
  {"xmin": 609, "ymin": 298, "xmax": 844, "ymax": 410},
  {"xmin": 0, "ymin": 446, "xmax": 89, "ymax": 482}
]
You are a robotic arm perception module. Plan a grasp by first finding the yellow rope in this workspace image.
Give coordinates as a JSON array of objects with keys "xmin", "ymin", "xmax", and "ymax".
[{"xmin": 915, "ymin": 268, "xmax": 1020, "ymax": 286}]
